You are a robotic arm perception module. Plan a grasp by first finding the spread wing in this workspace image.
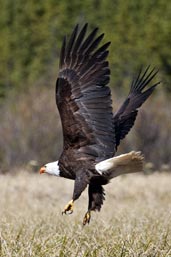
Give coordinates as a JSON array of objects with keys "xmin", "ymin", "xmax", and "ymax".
[
  {"xmin": 56, "ymin": 24, "xmax": 115, "ymax": 163},
  {"xmin": 113, "ymin": 66, "xmax": 160, "ymax": 148}
]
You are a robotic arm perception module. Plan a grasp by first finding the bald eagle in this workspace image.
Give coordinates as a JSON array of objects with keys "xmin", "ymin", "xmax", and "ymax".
[{"xmin": 39, "ymin": 24, "xmax": 159, "ymax": 225}]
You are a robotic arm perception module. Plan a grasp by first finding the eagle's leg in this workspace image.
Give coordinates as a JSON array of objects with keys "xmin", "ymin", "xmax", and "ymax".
[
  {"xmin": 62, "ymin": 199, "xmax": 74, "ymax": 215},
  {"xmin": 83, "ymin": 210, "xmax": 91, "ymax": 225},
  {"xmin": 62, "ymin": 175, "xmax": 88, "ymax": 215},
  {"xmin": 83, "ymin": 183, "xmax": 105, "ymax": 225}
]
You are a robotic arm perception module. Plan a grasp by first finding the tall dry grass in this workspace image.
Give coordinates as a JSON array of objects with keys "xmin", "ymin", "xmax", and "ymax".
[{"xmin": 0, "ymin": 171, "xmax": 171, "ymax": 256}]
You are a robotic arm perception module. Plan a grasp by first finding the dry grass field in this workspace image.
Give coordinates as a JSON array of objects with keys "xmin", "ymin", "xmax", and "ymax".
[{"xmin": 0, "ymin": 171, "xmax": 171, "ymax": 257}]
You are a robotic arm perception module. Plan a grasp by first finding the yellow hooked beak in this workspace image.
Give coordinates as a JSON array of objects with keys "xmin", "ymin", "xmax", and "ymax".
[{"xmin": 39, "ymin": 166, "xmax": 46, "ymax": 174}]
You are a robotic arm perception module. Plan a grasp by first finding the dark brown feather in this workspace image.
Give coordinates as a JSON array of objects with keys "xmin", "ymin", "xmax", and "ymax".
[
  {"xmin": 114, "ymin": 66, "xmax": 160, "ymax": 148},
  {"xmin": 88, "ymin": 184, "xmax": 105, "ymax": 211},
  {"xmin": 56, "ymin": 24, "xmax": 115, "ymax": 177}
]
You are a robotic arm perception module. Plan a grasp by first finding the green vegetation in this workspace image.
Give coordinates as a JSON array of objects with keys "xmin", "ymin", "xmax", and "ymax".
[
  {"xmin": 1, "ymin": 0, "xmax": 171, "ymax": 95},
  {"xmin": 0, "ymin": 172, "xmax": 171, "ymax": 256},
  {"xmin": 0, "ymin": 1, "xmax": 171, "ymax": 170}
]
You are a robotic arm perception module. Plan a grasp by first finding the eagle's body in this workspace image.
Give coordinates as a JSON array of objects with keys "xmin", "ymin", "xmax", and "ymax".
[{"xmin": 40, "ymin": 24, "xmax": 159, "ymax": 225}]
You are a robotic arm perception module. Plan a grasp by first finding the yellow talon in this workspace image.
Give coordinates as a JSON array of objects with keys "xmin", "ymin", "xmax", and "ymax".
[
  {"xmin": 62, "ymin": 200, "xmax": 74, "ymax": 215},
  {"xmin": 83, "ymin": 211, "xmax": 91, "ymax": 225}
]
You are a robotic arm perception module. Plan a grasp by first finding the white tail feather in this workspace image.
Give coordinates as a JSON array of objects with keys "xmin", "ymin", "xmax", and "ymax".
[{"xmin": 95, "ymin": 151, "xmax": 144, "ymax": 179}]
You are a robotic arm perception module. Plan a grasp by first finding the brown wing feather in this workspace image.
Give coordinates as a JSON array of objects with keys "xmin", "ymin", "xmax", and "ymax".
[
  {"xmin": 114, "ymin": 66, "xmax": 160, "ymax": 148},
  {"xmin": 56, "ymin": 24, "xmax": 115, "ymax": 166}
]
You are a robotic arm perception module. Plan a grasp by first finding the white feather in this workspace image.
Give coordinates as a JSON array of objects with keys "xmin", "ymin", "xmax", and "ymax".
[
  {"xmin": 95, "ymin": 151, "xmax": 144, "ymax": 178},
  {"xmin": 45, "ymin": 161, "xmax": 60, "ymax": 176}
]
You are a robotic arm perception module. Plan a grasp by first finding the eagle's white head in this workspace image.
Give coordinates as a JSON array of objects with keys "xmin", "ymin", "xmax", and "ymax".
[{"xmin": 39, "ymin": 161, "xmax": 60, "ymax": 176}]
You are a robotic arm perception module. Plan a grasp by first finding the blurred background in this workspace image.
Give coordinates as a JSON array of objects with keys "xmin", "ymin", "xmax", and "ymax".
[{"xmin": 0, "ymin": 0, "xmax": 171, "ymax": 172}]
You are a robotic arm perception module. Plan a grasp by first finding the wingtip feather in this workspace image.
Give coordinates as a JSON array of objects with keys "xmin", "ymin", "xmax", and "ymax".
[{"xmin": 131, "ymin": 66, "xmax": 159, "ymax": 93}]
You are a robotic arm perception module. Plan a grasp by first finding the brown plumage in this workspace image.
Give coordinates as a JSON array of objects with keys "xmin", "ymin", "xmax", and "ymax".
[{"xmin": 40, "ymin": 23, "xmax": 160, "ymax": 225}]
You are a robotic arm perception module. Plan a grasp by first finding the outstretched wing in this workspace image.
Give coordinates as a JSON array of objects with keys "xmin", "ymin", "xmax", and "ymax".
[
  {"xmin": 56, "ymin": 24, "xmax": 115, "ymax": 163},
  {"xmin": 114, "ymin": 66, "xmax": 160, "ymax": 149}
]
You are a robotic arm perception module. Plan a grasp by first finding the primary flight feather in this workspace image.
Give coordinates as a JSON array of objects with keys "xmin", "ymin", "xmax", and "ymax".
[{"xmin": 39, "ymin": 23, "xmax": 160, "ymax": 225}]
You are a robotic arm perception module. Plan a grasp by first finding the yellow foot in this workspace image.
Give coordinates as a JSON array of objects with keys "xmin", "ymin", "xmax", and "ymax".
[
  {"xmin": 62, "ymin": 200, "xmax": 74, "ymax": 215},
  {"xmin": 83, "ymin": 211, "xmax": 91, "ymax": 226}
]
